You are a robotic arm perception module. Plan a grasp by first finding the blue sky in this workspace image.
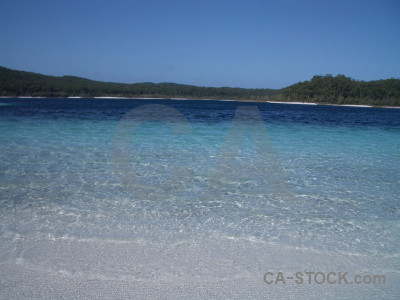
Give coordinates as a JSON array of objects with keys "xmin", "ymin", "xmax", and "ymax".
[{"xmin": 0, "ymin": 0, "xmax": 399, "ymax": 88}]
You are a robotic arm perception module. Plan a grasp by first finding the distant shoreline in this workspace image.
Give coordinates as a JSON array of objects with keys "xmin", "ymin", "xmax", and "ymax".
[
  {"xmin": 2, "ymin": 66, "xmax": 400, "ymax": 107},
  {"xmin": 2, "ymin": 95, "xmax": 399, "ymax": 109}
]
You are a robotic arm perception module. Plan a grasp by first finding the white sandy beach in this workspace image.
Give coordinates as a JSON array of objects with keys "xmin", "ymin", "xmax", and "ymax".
[
  {"xmin": 341, "ymin": 104, "xmax": 373, "ymax": 108},
  {"xmin": 267, "ymin": 101, "xmax": 318, "ymax": 105},
  {"xmin": 16, "ymin": 96, "xmax": 46, "ymax": 98},
  {"xmin": 4, "ymin": 97, "xmax": 399, "ymax": 109},
  {"xmin": 94, "ymin": 96, "xmax": 133, "ymax": 99},
  {"xmin": 1, "ymin": 237, "xmax": 398, "ymax": 299}
]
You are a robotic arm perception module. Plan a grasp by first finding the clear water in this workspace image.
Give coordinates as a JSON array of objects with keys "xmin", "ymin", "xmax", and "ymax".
[{"xmin": 0, "ymin": 98, "xmax": 399, "ymax": 297}]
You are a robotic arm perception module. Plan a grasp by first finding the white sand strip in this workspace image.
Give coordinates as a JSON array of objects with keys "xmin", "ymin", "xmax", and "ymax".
[
  {"xmin": 17, "ymin": 96, "xmax": 46, "ymax": 98},
  {"xmin": 268, "ymin": 101, "xmax": 317, "ymax": 105},
  {"xmin": 94, "ymin": 96, "xmax": 131, "ymax": 99},
  {"xmin": 341, "ymin": 104, "xmax": 372, "ymax": 107}
]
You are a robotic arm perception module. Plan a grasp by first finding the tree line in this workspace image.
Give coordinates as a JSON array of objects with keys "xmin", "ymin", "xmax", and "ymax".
[
  {"xmin": 0, "ymin": 66, "xmax": 279, "ymax": 100},
  {"xmin": 1, "ymin": 66, "xmax": 399, "ymax": 106},
  {"xmin": 282, "ymin": 74, "xmax": 400, "ymax": 106}
]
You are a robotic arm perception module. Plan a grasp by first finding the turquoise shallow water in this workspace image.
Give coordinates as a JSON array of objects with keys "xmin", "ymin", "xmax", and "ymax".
[{"xmin": 0, "ymin": 98, "xmax": 399, "ymax": 297}]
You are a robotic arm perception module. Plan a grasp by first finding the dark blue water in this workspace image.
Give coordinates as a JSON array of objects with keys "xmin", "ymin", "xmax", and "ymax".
[{"xmin": 1, "ymin": 98, "xmax": 399, "ymax": 127}]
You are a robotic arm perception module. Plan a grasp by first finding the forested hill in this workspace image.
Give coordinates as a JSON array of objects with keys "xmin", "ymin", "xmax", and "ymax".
[
  {"xmin": 282, "ymin": 74, "xmax": 400, "ymax": 106},
  {"xmin": 0, "ymin": 66, "xmax": 279, "ymax": 101},
  {"xmin": 1, "ymin": 66, "xmax": 399, "ymax": 106}
]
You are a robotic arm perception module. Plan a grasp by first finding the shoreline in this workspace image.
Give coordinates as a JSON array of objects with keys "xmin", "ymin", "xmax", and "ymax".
[{"xmin": 2, "ymin": 95, "xmax": 399, "ymax": 108}]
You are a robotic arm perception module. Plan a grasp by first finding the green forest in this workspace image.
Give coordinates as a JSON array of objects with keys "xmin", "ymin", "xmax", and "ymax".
[
  {"xmin": 1, "ymin": 66, "xmax": 399, "ymax": 106},
  {"xmin": 282, "ymin": 74, "xmax": 400, "ymax": 106}
]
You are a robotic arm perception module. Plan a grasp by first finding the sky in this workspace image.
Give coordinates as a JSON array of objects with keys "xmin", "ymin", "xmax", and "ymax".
[{"xmin": 0, "ymin": 0, "xmax": 399, "ymax": 89}]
